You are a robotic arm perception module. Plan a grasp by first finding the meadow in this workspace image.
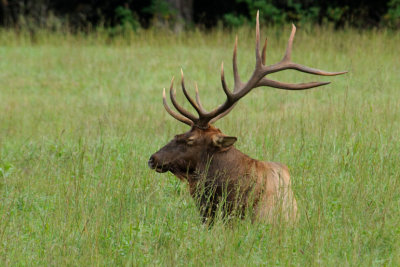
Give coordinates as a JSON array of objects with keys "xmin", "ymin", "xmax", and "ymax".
[{"xmin": 0, "ymin": 25, "xmax": 399, "ymax": 266}]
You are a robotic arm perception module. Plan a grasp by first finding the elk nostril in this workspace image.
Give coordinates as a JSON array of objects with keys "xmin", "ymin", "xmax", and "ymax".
[{"xmin": 148, "ymin": 155, "xmax": 156, "ymax": 168}]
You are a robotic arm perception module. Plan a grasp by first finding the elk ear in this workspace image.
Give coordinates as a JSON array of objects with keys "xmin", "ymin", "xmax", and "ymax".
[{"xmin": 212, "ymin": 135, "xmax": 237, "ymax": 148}]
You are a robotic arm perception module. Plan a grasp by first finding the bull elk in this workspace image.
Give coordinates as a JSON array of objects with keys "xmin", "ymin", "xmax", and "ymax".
[{"xmin": 148, "ymin": 12, "xmax": 347, "ymax": 223}]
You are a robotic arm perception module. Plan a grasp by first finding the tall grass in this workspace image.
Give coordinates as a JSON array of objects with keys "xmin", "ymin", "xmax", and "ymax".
[{"xmin": 0, "ymin": 25, "xmax": 399, "ymax": 266}]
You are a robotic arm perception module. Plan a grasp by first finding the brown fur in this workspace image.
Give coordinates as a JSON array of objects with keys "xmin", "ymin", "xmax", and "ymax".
[{"xmin": 148, "ymin": 125, "xmax": 297, "ymax": 223}]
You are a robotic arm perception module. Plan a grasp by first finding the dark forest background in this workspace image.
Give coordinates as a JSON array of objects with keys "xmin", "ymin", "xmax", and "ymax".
[{"xmin": 0, "ymin": 0, "xmax": 399, "ymax": 31}]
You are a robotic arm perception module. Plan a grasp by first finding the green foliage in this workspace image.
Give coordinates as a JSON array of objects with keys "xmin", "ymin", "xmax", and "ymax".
[
  {"xmin": 326, "ymin": 6, "xmax": 349, "ymax": 26},
  {"xmin": 142, "ymin": 0, "xmax": 182, "ymax": 30},
  {"xmin": 1, "ymin": 0, "xmax": 399, "ymax": 30},
  {"xmin": 220, "ymin": 0, "xmax": 398, "ymax": 28},
  {"xmin": 223, "ymin": 13, "xmax": 247, "ymax": 28},
  {"xmin": 108, "ymin": 6, "xmax": 140, "ymax": 37},
  {"xmin": 222, "ymin": 0, "xmax": 286, "ymax": 27},
  {"xmin": 240, "ymin": 0, "xmax": 286, "ymax": 25},
  {"xmin": 143, "ymin": 0, "xmax": 177, "ymax": 20},
  {"xmin": 115, "ymin": 6, "xmax": 140, "ymax": 32},
  {"xmin": 385, "ymin": 0, "xmax": 400, "ymax": 27},
  {"xmin": 0, "ymin": 161, "xmax": 14, "ymax": 178},
  {"xmin": 0, "ymin": 26, "xmax": 399, "ymax": 265},
  {"xmin": 246, "ymin": 0, "xmax": 286, "ymax": 24},
  {"xmin": 223, "ymin": 0, "xmax": 321, "ymax": 27},
  {"xmin": 287, "ymin": 3, "xmax": 320, "ymax": 25}
]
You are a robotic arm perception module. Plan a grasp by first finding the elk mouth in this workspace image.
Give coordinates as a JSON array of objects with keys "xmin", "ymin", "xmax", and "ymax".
[
  {"xmin": 154, "ymin": 165, "xmax": 169, "ymax": 173},
  {"xmin": 148, "ymin": 157, "xmax": 170, "ymax": 173},
  {"xmin": 148, "ymin": 156, "xmax": 194, "ymax": 175}
]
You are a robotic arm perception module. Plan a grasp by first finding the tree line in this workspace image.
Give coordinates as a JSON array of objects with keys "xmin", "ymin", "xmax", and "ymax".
[{"xmin": 0, "ymin": 0, "xmax": 398, "ymax": 31}]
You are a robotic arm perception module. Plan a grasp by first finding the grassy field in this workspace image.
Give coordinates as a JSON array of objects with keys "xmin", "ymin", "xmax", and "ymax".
[{"xmin": 0, "ymin": 26, "xmax": 399, "ymax": 266}]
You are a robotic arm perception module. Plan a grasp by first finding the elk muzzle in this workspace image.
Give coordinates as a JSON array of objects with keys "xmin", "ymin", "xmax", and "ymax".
[{"xmin": 148, "ymin": 154, "xmax": 169, "ymax": 173}]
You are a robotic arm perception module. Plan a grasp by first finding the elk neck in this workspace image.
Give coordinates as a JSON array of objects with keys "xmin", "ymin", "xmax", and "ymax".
[{"xmin": 193, "ymin": 145, "xmax": 256, "ymax": 182}]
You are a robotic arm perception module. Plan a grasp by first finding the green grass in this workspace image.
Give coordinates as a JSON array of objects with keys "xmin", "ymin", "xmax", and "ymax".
[{"xmin": 0, "ymin": 26, "xmax": 399, "ymax": 266}]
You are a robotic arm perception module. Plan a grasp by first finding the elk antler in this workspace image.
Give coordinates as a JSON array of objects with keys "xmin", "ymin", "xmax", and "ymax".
[{"xmin": 162, "ymin": 11, "xmax": 347, "ymax": 129}]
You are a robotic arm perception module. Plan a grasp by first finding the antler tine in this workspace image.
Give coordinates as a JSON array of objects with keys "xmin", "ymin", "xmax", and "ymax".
[
  {"xmin": 261, "ymin": 24, "xmax": 348, "ymax": 76},
  {"xmin": 285, "ymin": 64, "xmax": 348, "ymax": 76},
  {"xmin": 257, "ymin": 78, "xmax": 330, "ymax": 90},
  {"xmin": 194, "ymin": 82, "xmax": 207, "ymax": 114},
  {"xmin": 210, "ymin": 61, "xmax": 237, "ymax": 123},
  {"xmin": 180, "ymin": 69, "xmax": 203, "ymax": 115},
  {"xmin": 209, "ymin": 102, "xmax": 238, "ymax": 124},
  {"xmin": 169, "ymin": 76, "xmax": 198, "ymax": 122},
  {"xmin": 261, "ymin": 38, "xmax": 267, "ymax": 65},
  {"xmin": 163, "ymin": 88, "xmax": 193, "ymax": 126},
  {"xmin": 233, "ymin": 35, "xmax": 241, "ymax": 91},
  {"xmin": 282, "ymin": 24, "xmax": 296, "ymax": 62},
  {"xmin": 221, "ymin": 62, "xmax": 233, "ymax": 99},
  {"xmin": 200, "ymin": 62, "xmax": 237, "ymax": 124},
  {"xmin": 255, "ymin": 10, "xmax": 262, "ymax": 66}
]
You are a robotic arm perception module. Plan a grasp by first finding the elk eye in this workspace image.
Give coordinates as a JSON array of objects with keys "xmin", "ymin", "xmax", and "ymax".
[{"xmin": 187, "ymin": 138, "xmax": 195, "ymax": 145}]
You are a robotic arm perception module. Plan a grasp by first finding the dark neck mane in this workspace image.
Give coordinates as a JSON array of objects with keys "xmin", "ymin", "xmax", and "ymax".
[{"xmin": 184, "ymin": 146, "xmax": 255, "ymax": 182}]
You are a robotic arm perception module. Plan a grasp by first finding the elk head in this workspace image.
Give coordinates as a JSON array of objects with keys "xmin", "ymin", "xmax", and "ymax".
[
  {"xmin": 148, "ymin": 125, "xmax": 237, "ymax": 178},
  {"xmin": 148, "ymin": 11, "xmax": 347, "ymax": 178}
]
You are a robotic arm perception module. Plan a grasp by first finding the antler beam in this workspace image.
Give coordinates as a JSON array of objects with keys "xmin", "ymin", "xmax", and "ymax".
[{"xmin": 162, "ymin": 11, "xmax": 347, "ymax": 128}]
